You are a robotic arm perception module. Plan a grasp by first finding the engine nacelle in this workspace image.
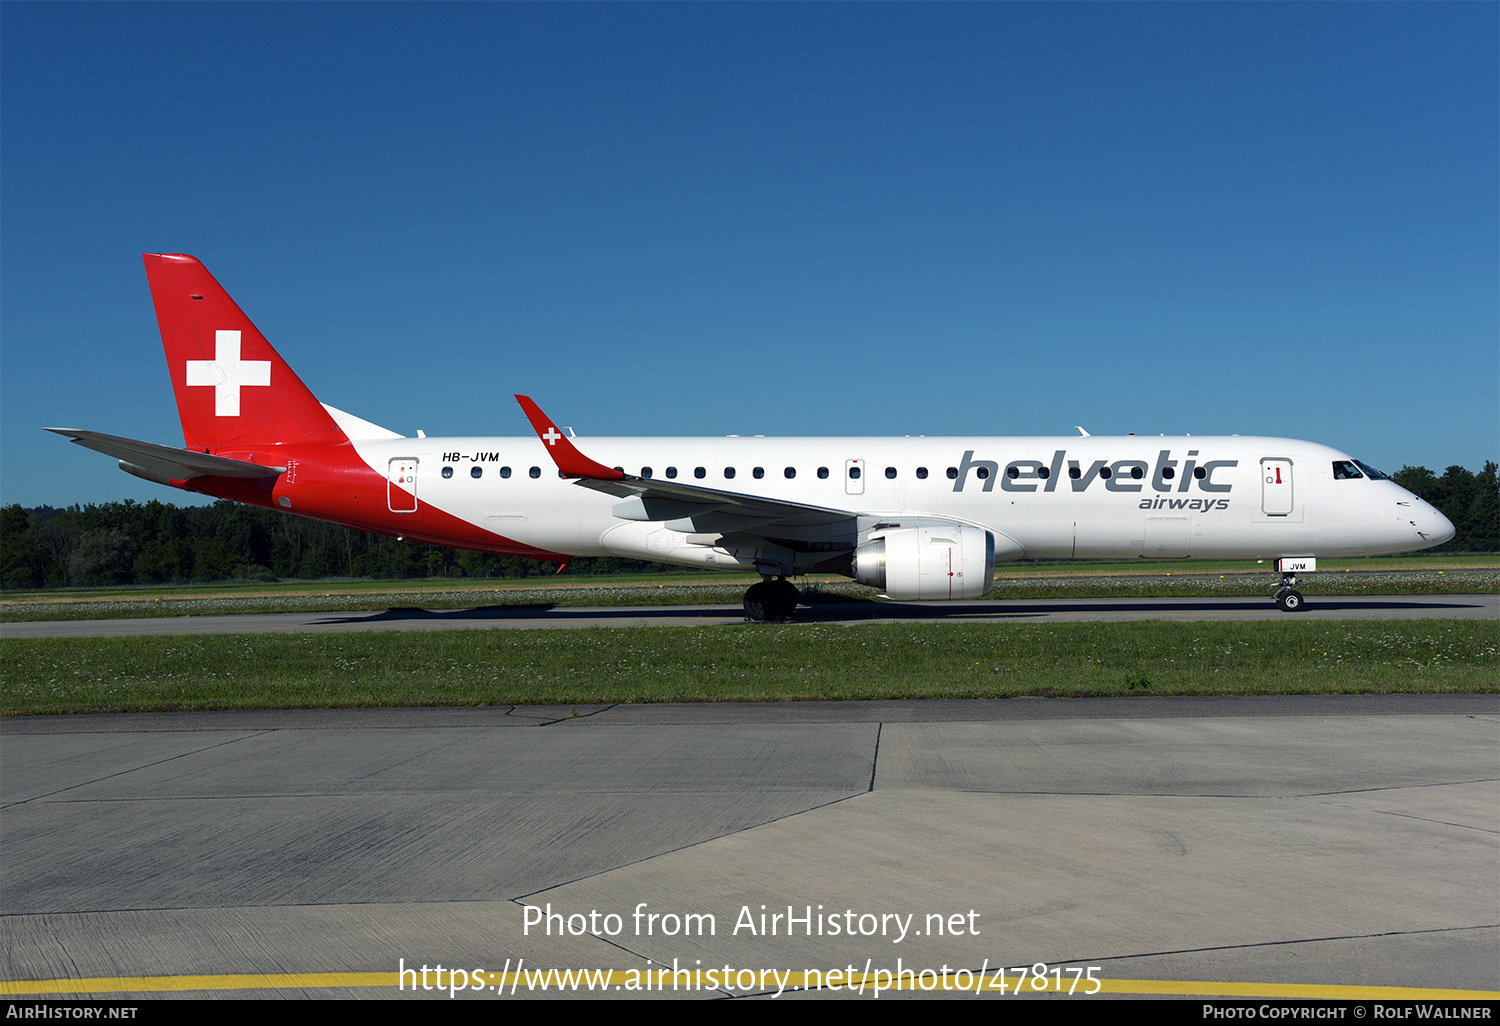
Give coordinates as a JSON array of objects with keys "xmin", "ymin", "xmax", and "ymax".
[{"xmin": 853, "ymin": 524, "xmax": 995, "ymax": 600}]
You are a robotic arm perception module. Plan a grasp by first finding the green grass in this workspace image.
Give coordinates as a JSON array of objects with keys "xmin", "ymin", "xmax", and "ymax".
[{"xmin": 3, "ymin": 620, "xmax": 1494, "ymax": 715}]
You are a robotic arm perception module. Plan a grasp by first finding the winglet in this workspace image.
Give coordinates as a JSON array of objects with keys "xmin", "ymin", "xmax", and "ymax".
[{"xmin": 515, "ymin": 395, "xmax": 625, "ymax": 480}]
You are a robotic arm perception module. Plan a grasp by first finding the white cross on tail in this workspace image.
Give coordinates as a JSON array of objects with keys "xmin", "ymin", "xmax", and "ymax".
[{"xmin": 186, "ymin": 330, "xmax": 271, "ymax": 417}]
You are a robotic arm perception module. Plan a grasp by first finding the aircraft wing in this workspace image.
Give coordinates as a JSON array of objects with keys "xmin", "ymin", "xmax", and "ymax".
[
  {"xmin": 44, "ymin": 428, "xmax": 285, "ymax": 480},
  {"xmin": 514, "ymin": 396, "xmax": 852, "ymax": 528}
]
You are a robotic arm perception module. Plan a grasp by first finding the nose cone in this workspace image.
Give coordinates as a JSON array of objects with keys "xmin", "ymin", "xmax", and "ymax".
[
  {"xmin": 1400, "ymin": 488, "xmax": 1456, "ymax": 549},
  {"xmin": 1426, "ymin": 506, "xmax": 1456, "ymax": 547},
  {"xmin": 1360, "ymin": 480, "xmax": 1456, "ymax": 554}
]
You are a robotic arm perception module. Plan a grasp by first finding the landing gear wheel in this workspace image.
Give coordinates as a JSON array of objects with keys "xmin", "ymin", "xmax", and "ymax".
[
  {"xmin": 744, "ymin": 579, "xmax": 800, "ymax": 622},
  {"xmin": 768, "ymin": 579, "xmax": 800, "ymax": 619},
  {"xmin": 1276, "ymin": 588, "xmax": 1305, "ymax": 613},
  {"xmin": 744, "ymin": 581, "xmax": 771, "ymax": 622}
]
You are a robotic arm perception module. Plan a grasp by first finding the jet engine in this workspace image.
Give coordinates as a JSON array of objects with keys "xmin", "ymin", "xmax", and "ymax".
[{"xmin": 852, "ymin": 523, "xmax": 995, "ymax": 600}]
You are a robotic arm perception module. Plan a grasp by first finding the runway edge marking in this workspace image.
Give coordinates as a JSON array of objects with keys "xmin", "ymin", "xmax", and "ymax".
[{"xmin": 2, "ymin": 971, "xmax": 1498, "ymax": 999}]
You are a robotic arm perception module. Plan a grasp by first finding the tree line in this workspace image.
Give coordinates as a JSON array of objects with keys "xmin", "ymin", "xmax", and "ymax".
[
  {"xmin": 0, "ymin": 499, "xmax": 672, "ymax": 589},
  {"xmin": 2, "ymin": 461, "xmax": 1494, "ymax": 589}
]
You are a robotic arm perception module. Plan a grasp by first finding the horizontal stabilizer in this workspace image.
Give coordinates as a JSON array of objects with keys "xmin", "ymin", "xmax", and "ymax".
[{"xmin": 44, "ymin": 428, "xmax": 285, "ymax": 482}]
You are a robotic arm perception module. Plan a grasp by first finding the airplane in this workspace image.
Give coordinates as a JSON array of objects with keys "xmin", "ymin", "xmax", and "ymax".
[{"xmin": 47, "ymin": 254, "xmax": 1456, "ymax": 620}]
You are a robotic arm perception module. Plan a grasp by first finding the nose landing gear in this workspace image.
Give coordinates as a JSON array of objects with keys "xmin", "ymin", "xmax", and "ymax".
[
  {"xmin": 1272, "ymin": 556, "xmax": 1312, "ymax": 612},
  {"xmin": 1274, "ymin": 584, "xmax": 1305, "ymax": 612},
  {"xmin": 744, "ymin": 578, "xmax": 800, "ymax": 622}
]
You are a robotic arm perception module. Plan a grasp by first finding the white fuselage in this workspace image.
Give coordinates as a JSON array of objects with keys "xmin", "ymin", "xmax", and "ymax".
[{"xmin": 341, "ymin": 433, "xmax": 1452, "ymax": 570}]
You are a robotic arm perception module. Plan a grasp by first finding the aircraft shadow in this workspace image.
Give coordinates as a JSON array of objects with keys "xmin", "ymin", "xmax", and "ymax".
[
  {"xmin": 790, "ymin": 597, "xmax": 1485, "ymax": 622},
  {"xmin": 312, "ymin": 595, "xmax": 1485, "ymax": 627}
]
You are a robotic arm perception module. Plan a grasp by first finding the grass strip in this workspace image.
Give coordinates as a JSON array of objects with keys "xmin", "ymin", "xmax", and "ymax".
[
  {"xmin": 1, "ymin": 572, "xmax": 1494, "ymax": 622},
  {"xmin": 3, "ymin": 620, "xmax": 1494, "ymax": 715}
]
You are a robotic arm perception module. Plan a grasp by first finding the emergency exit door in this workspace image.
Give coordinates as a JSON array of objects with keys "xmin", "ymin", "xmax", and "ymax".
[
  {"xmin": 388, "ymin": 458, "xmax": 419, "ymax": 513},
  {"xmin": 1261, "ymin": 458, "xmax": 1293, "ymax": 516}
]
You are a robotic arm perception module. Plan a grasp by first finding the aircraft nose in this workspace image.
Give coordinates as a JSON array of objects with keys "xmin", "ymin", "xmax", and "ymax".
[
  {"xmin": 1387, "ymin": 486, "xmax": 1454, "ymax": 550},
  {"xmin": 1427, "ymin": 507, "xmax": 1456, "ymax": 546},
  {"xmin": 1403, "ymin": 496, "xmax": 1455, "ymax": 547}
]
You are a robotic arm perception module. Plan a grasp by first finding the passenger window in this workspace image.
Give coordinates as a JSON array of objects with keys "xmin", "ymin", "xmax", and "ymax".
[
  {"xmin": 849, "ymin": 466, "xmax": 861, "ymax": 480},
  {"xmin": 501, "ymin": 466, "xmax": 512, "ymax": 479},
  {"xmin": 1131, "ymin": 466, "xmax": 1144, "ymax": 479},
  {"xmin": 978, "ymin": 467, "xmax": 990, "ymax": 480},
  {"xmin": 753, "ymin": 467, "xmax": 765, "ymax": 479},
  {"xmin": 785, "ymin": 467, "xmax": 796, "ymax": 479},
  {"xmin": 885, "ymin": 467, "xmax": 897, "ymax": 479},
  {"xmin": 529, "ymin": 467, "xmax": 541, "ymax": 479},
  {"xmin": 471, "ymin": 467, "xmax": 483, "ymax": 479},
  {"xmin": 694, "ymin": 467, "xmax": 706, "ymax": 479},
  {"xmin": 946, "ymin": 467, "xmax": 958, "ymax": 480},
  {"xmin": 916, "ymin": 467, "xmax": 928, "ymax": 479},
  {"xmin": 1069, "ymin": 467, "xmax": 1081, "ymax": 479},
  {"xmin": 1038, "ymin": 467, "xmax": 1050, "ymax": 479},
  {"xmin": 724, "ymin": 467, "xmax": 735, "ymax": 479},
  {"xmin": 1194, "ymin": 467, "xmax": 1206, "ymax": 479},
  {"xmin": 442, "ymin": 466, "xmax": 454, "ymax": 479},
  {"xmin": 1161, "ymin": 467, "xmax": 1175, "ymax": 479},
  {"xmin": 641, "ymin": 467, "xmax": 653, "ymax": 479},
  {"xmin": 1099, "ymin": 466, "xmax": 1112, "ymax": 479},
  {"xmin": 817, "ymin": 467, "xmax": 829, "ymax": 479},
  {"xmin": 666, "ymin": 467, "xmax": 678, "ymax": 479}
]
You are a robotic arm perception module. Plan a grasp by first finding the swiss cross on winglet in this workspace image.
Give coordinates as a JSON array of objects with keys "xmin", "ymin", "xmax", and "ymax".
[{"xmin": 515, "ymin": 395, "xmax": 625, "ymax": 481}]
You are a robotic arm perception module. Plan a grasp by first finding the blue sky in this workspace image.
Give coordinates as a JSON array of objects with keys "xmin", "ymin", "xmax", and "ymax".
[{"xmin": 3, "ymin": 3, "xmax": 1495, "ymax": 507}]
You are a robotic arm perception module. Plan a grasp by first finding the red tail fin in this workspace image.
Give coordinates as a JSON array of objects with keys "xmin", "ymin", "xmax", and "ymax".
[{"xmin": 143, "ymin": 254, "xmax": 346, "ymax": 450}]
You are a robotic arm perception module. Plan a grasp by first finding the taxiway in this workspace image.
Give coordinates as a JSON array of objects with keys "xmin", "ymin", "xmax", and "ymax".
[
  {"xmin": 3, "ymin": 695, "xmax": 1496, "ymax": 999},
  {"xmin": 2, "ymin": 592, "xmax": 1495, "ymax": 638}
]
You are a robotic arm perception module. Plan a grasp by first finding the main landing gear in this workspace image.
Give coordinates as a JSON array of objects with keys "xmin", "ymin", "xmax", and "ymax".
[
  {"xmin": 1274, "ymin": 570, "xmax": 1306, "ymax": 613},
  {"xmin": 744, "ymin": 578, "xmax": 800, "ymax": 622}
]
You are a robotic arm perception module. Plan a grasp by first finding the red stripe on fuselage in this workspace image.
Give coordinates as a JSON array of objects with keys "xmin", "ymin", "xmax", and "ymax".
[{"xmin": 176, "ymin": 442, "xmax": 569, "ymax": 560}]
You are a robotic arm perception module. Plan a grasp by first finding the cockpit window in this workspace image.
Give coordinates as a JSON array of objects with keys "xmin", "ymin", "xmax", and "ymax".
[
  {"xmin": 1332, "ymin": 460, "xmax": 1363, "ymax": 480},
  {"xmin": 1352, "ymin": 460, "xmax": 1389, "ymax": 481}
]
